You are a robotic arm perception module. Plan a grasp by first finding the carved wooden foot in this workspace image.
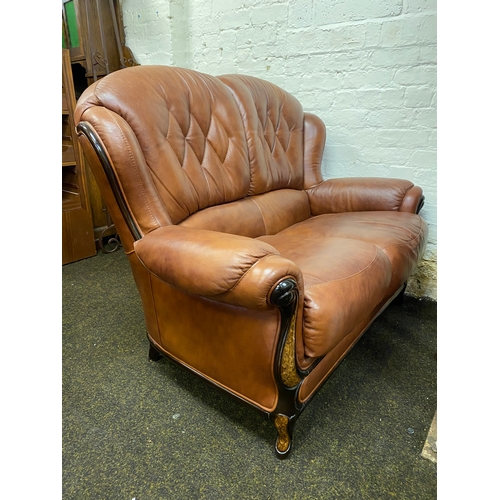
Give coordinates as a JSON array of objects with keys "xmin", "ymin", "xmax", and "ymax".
[
  {"xmin": 148, "ymin": 343, "xmax": 162, "ymax": 362},
  {"xmin": 273, "ymin": 414, "xmax": 294, "ymax": 459}
]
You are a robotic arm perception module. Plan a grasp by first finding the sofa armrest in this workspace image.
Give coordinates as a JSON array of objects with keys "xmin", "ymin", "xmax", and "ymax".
[
  {"xmin": 134, "ymin": 225, "xmax": 303, "ymax": 310},
  {"xmin": 306, "ymin": 177, "xmax": 424, "ymax": 215}
]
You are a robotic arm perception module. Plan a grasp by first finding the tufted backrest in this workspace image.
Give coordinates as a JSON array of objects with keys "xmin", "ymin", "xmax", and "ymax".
[
  {"xmin": 75, "ymin": 65, "xmax": 317, "ymax": 239},
  {"xmin": 75, "ymin": 65, "xmax": 251, "ymax": 229},
  {"xmin": 217, "ymin": 74, "xmax": 305, "ymax": 195}
]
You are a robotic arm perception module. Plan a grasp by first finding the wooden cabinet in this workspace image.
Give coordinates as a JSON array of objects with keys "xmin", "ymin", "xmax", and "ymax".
[
  {"xmin": 62, "ymin": 0, "xmax": 138, "ymax": 252},
  {"xmin": 62, "ymin": 48, "xmax": 96, "ymax": 264},
  {"xmin": 62, "ymin": 0, "xmax": 137, "ymax": 85}
]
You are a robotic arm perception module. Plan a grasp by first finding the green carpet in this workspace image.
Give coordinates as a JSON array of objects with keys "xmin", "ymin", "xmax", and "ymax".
[{"xmin": 63, "ymin": 248, "xmax": 437, "ymax": 499}]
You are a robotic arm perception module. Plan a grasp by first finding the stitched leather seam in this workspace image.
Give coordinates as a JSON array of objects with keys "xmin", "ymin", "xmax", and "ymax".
[
  {"xmin": 148, "ymin": 166, "xmax": 190, "ymax": 219},
  {"xmin": 302, "ymin": 215, "xmax": 422, "ymax": 253},
  {"xmin": 202, "ymin": 137, "xmax": 229, "ymax": 203},
  {"xmin": 275, "ymin": 101, "xmax": 283, "ymax": 138},
  {"xmin": 196, "ymin": 72, "xmax": 232, "ymax": 164},
  {"xmin": 160, "ymin": 133, "xmax": 203, "ymax": 214},
  {"xmin": 164, "ymin": 91, "xmax": 227, "ymax": 201},
  {"xmin": 218, "ymin": 81, "xmax": 255, "ymax": 194},
  {"xmin": 311, "ymin": 213, "xmax": 421, "ymax": 238},
  {"xmin": 175, "ymin": 68, "xmax": 198, "ymax": 136},
  {"xmin": 273, "ymin": 131, "xmax": 294, "ymax": 187},
  {"xmin": 304, "ymin": 248, "xmax": 382, "ymax": 289},
  {"xmin": 136, "ymin": 243, "xmax": 278, "ymax": 298},
  {"xmin": 399, "ymin": 183, "xmax": 416, "ymax": 206},
  {"xmin": 223, "ymin": 251, "xmax": 280, "ymax": 295},
  {"xmin": 104, "ymin": 108, "xmax": 160, "ymax": 230},
  {"xmin": 305, "ymin": 181, "xmax": 323, "ymax": 190},
  {"xmin": 187, "ymin": 112, "xmax": 207, "ymax": 162},
  {"xmin": 166, "ymin": 118, "xmax": 212, "ymax": 207},
  {"xmin": 147, "ymin": 267, "xmax": 162, "ymax": 347},
  {"xmin": 379, "ymin": 218, "xmax": 424, "ymax": 252},
  {"xmin": 201, "ymin": 161, "xmax": 225, "ymax": 203},
  {"xmin": 192, "ymin": 136, "xmax": 212, "ymax": 200},
  {"xmin": 205, "ymin": 137, "xmax": 228, "ymax": 170},
  {"xmin": 164, "ymin": 114, "xmax": 185, "ymax": 166},
  {"xmin": 250, "ymin": 197, "xmax": 268, "ymax": 235},
  {"xmin": 209, "ymin": 114, "xmax": 231, "ymax": 164},
  {"xmin": 164, "ymin": 134, "xmax": 183, "ymax": 166}
]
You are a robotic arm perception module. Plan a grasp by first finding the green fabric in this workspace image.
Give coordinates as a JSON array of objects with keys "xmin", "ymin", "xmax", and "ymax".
[{"xmin": 64, "ymin": 1, "xmax": 79, "ymax": 48}]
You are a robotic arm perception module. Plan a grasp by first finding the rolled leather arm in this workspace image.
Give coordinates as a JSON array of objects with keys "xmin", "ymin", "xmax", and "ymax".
[
  {"xmin": 134, "ymin": 225, "xmax": 303, "ymax": 310},
  {"xmin": 307, "ymin": 177, "xmax": 424, "ymax": 215}
]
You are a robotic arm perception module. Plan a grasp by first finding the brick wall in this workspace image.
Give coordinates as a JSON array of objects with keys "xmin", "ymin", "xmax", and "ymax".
[{"xmin": 119, "ymin": 0, "xmax": 437, "ymax": 299}]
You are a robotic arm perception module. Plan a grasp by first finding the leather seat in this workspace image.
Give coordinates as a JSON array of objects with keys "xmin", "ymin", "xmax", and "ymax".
[{"xmin": 74, "ymin": 64, "xmax": 428, "ymax": 458}]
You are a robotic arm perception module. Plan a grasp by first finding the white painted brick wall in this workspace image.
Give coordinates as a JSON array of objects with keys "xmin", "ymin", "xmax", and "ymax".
[
  {"xmin": 119, "ymin": 0, "xmax": 437, "ymax": 299},
  {"xmin": 120, "ymin": 0, "xmax": 173, "ymax": 65}
]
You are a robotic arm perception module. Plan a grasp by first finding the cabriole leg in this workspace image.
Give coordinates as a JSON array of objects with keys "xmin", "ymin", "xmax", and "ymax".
[{"xmin": 273, "ymin": 414, "xmax": 295, "ymax": 459}]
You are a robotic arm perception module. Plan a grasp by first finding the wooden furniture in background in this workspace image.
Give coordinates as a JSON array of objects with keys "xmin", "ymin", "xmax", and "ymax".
[
  {"xmin": 62, "ymin": 0, "xmax": 139, "ymax": 253},
  {"xmin": 62, "ymin": 0, "xmax": 137, "ymax": 84},
  {"xmin": 62, "ymin": 49, "xmax": 96, "ymax": 265}
]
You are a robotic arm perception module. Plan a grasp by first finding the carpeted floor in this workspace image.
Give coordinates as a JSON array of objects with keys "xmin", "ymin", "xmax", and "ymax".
[{"xmin": 62, "ymin": 248, "xmax": 437, "ymax": 499}]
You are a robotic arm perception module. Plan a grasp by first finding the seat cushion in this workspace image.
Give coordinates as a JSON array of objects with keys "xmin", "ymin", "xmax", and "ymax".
[
  {"xmin": 180, "ymin": 189, "xmax": 311, "ymax": 237},
  {"xmin": 258, "ymin": 211, "xmax": 428, "ymax": 358}
]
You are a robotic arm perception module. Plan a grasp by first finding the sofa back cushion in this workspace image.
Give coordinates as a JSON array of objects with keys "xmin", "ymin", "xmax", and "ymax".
[
  {"xmin": 75, "ymin": 65, "xmax": 252, "ymax": 227},
  {"xmin": 75, "ymin": 66, "xmax": 312, "ymax": 236},
  {"xmin": 181, "ymin": 73, "xmax": 310, "ymax": 237},
  {"xmin": 218, "ymin": 74, "xmax": 305, "ymax": 196}
]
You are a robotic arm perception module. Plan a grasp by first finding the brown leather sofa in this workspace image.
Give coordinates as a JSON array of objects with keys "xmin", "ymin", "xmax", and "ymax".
[{"xmin": 74, "ymin": 65, "xmax": 428, "ymax": 458}]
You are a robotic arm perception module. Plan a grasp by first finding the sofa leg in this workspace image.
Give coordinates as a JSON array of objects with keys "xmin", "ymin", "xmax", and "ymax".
[
  {"xmin": 273, "ymin": 414, "xmax": 295, "ymax": 459},
  {"xmin": 148, "ymin": 343, "xmax": 162, "ymax": 362},
  {"xmin": 395, "ymin": 283, "xmax": 407, "ymax": 306}
]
